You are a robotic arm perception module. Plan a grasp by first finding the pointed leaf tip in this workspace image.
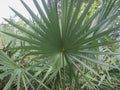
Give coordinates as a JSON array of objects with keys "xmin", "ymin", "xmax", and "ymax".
[
  {"xmin": 20, "ymin": 0, "xmax": 26, "ymax": 5},
  {"xmin": 9, "ymin": 7, "xmax": 16, "ymax": 13},
  {"xmin": 20, "ymin": 0, "xmax": 23, "ymax": 2},
  {"xmin": 9, "ymin": 6, "xmax": 13, "ymax": 10}
]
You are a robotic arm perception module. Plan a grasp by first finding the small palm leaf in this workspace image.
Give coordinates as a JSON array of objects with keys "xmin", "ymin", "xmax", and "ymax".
[{"xmin": 0, "ymin": 50, "xmax": 49, "ymax": 90}]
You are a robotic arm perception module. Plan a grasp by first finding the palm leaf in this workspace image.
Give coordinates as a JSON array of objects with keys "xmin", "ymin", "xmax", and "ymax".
[{"xmin": 1, "ymin": 0, "xmax": 120, "ymax": 89}]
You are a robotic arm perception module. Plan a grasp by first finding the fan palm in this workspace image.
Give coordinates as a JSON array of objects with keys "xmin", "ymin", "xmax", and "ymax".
[{"xmin": 0, "ymin": 0, "xmax": 120, "ymax": 89}]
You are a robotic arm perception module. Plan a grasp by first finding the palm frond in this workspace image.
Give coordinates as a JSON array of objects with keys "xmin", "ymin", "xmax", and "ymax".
[{"xmin": 1, "ymin": 0, "xmax": 120, "ymax": 89}]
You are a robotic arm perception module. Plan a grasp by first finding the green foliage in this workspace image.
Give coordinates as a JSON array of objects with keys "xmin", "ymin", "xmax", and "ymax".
[
  {"xmin": 0, "ymin": 0, "xmax": 120, "ymax": 89},
  {"xmin": 0, "ymin": 23, "xmax": 14, "ymax": 46}
]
